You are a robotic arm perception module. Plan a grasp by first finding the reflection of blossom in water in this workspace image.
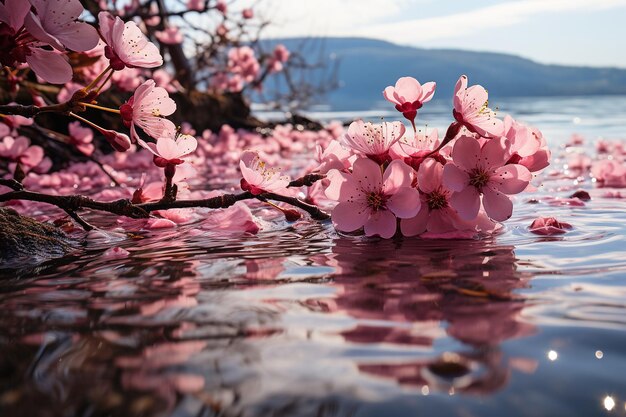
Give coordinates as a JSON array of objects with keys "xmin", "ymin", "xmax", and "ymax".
[
  {"xmin": 307, "ymin": 237, "xmax": 537, "ymax": 394},
  {"xmin": 116, "ymin": 341, "xmax": 207, "ymax": 410},
  {"xmin": 0, "ymin": 228, "xmax": 545, "ymax": 416}
]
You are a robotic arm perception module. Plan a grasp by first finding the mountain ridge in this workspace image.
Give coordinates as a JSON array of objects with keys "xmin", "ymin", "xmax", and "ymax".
[{"xmin": 260, "ymin": 37, "xmax": 626, "ymax": 110}]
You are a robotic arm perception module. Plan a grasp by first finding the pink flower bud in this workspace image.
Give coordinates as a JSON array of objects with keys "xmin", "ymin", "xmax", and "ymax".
[{"xmin": 101, "ymin": 129, "xmax": 131, "ymax": 152}]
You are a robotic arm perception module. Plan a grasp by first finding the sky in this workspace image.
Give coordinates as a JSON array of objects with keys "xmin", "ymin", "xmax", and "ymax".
[{"xmin": 250, "ymin": 0, "xmax": 626, "ymax": 68}]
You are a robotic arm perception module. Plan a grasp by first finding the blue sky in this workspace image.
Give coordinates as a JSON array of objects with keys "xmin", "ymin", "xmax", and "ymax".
[{"xmin": 254, "ymin": 0, "xmax": 626, "ymax": 68}]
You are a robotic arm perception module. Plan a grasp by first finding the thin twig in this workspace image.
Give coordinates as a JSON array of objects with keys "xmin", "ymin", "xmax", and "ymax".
[
  {"xmin": 64, "ymin": 209, "xmax": 95, "ymax": 231},
  {"xmin": 288, "ymin": 173, "xmax": 325, "ymax": 188}
]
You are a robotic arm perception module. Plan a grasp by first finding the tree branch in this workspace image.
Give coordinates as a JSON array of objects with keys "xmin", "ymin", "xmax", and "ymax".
[
  {"xmin": 0, "ymin": 188, "xmax": 330, "ymax": 230},
  {"xmin": 0, "ymin": 178, "xmax": 24, "ymax": 191},
  {"xmin": 261, "ymin": 193, "xmax": 330, "ymax": 220},
  {"xmin": 288, "ymin": 173, "xmax": 325, "ymax": 188}
]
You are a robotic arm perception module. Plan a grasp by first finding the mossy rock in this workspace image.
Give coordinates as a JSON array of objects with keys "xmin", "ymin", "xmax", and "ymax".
[{"xmin": 0, "ymin": 208, "xmax": 71, "ymax": 268}]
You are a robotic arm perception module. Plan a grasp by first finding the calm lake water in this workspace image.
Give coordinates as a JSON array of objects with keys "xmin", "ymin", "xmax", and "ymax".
[{"xmin": 1, "ymin": 96, "xmax": 626, "ymax": 417}]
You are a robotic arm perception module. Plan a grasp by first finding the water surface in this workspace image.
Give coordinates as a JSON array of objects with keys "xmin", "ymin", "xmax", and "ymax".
[{"xmin": 1, "ymin": 96, "xmax": 626, "ymax": 417}]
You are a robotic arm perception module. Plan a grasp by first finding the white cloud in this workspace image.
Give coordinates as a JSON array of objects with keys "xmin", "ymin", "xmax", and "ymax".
[
  {"xmin": 258, "ymin": 0, "xmax": 626, "ymax": 44},
  {"xmin": 353, "ymin": 0, "xmax": 626, "ymax": 44}
]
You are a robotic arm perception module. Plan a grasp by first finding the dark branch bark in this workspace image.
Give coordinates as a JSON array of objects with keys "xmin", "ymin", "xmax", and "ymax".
[
  {"xmin": 261, "ymin": 193, "xmax": 330, "ymax": 220},
  {"xmin": 0, "ymin": 179, "xmax": 24, "ymax": 191},
  {"xmin": 0, "ymin": 191, "xmax": 150, "ymax": 219},
  {"xmin": 0, "ymin": 104, "xmax": 48, "ymax": 118},
  {"xmin": 154, "ymin": 0, "xmax": 194, "ymax": 90},
  {"xmin": 0, "ymin": 188, "xmax": 330, "ymax": 230},
  {"xmin": 288, "ymin": 173, "xmax": 325, "ymax": 188}
]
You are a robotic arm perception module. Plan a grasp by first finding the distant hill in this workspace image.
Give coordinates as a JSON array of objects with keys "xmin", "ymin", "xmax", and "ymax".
[{"xmin": 261, "ymin": 37, "xmax": 626, "ymax": 110}]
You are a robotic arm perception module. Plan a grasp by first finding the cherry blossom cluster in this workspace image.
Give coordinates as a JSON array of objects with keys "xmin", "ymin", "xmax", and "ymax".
[{"xmin": 312, "ymin": 76, "xmax": 552, "ymax": 238}]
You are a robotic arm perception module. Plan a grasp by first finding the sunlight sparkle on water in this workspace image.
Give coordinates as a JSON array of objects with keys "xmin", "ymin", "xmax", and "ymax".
[
  {"xmin": 547, "ymin": 350, "xmax": 558, "ymax": 361},
  {"xmin": 604, "ymin": 396, "xmax": 615, "ymax": 411},
  {"xmin": 596, "ymin": 350, "xmax": 604, "ymax": 359}
]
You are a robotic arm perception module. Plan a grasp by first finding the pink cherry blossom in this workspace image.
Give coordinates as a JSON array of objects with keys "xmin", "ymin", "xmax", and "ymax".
[
  {"xmin": 453, "ymin": 75, "xmax": 504, "ymax": 138},
  {"xmin": 0, "ymin": 112, "xmax": 33, "ymax": 131},
  {"xmin": 383, "ymin": 77, "xmax": 436, "ymax": 127},
  {"xmin": 152, "ymin": 69, "xmax": 181, "ymax": 93},
  {"xmin": 227, "ymin": 46, "xmax": 260, "ymax": 83},
  {"xmin": 98, "ymin": 11, "xmax": 163, "ymax": 70},
  {"xmin": 68, "ymin": 121, "xmax": 95, "ymax": 156},
  {"xmin": 268, "ymin": 44, "xmax": 290, "ymax": 73},
  {"xmin": 120, "ymin": 79, "xmax": 177, "ymax": 144},
  {"xmin": 591, "ymin": 159, "xmax": 626, "ymax": 188},
  {"xmin": 111, "ymin": 66, "xmax": 144, "ymax": 92},
  {"xmin": 342, "ymin": 120, "xmax": 406, "ymax": 164},
  {"xmin": 391, "ymin": 128, "xmax": 445, "ymax": 171},
  {"xmin": 24, "ymin": 0, "xmax": 99, "ymax": 52},
  {"xmin": 443, "ymin": 135, "xmax": 531, "ymax": 221},
  {"xmin": 239, "ymin": 150, "xmax": 291, "ymax": 195},
  {"xmin": 101, "ymin": 129, "xmax": 132, "ymax": 152},
  {"xmin": 401, "ymin": 159, "xmax": 468, "ymax": 236},
  {"xmin": 273, "ymin": 44, "xmax": 290, "ymax": 63},
  {"xmin": 504, "ymin": 116, "xmax": 550, "ymax": 172},
  {"xmin": 325, "ymin": 158, "xmax": 421, "ymax": 238},
  {"xmin": 529, "ymin": 217, "xmax": 572, "ymax": 235},
  {"xmin": 242, "ymin": 8, "xmax": 254, "ymax": 19},
  {"xmin": 0, "ymin": 135, "xmax": 44, "ymax": 171},
  {"xmin": 144, "ymin": 134, "xmax": 198, "ymax": 167},
  {"xmin": 315, "ymin": 140, "xmax": 352, "ymax": 174},
  {"xmin": 0, "ymin": 0, "xmax": 73, "ymax": 84},
  {"xmin": 155, "ymin": 27, "xmax": 183, "ymax": 45}
]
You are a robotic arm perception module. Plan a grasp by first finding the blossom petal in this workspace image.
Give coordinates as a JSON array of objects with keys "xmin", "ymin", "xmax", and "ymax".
[
  {"xmin": 382, "ymin": 159, "xmax": 412, "ymax": 192},
  {"xmin": 176, "ymin": 134, "xmax": 198, "ymax": 157},
  {"xmin": 156, "ymin": 137, "xmax": 179, "ymax": 160},
  {"xmin": 325, "ymin": 169, "xmax": 362, "ymax": 203},
  {"xmin": 481, "ymin": 136, "xmax": 509, "ymax": 169},
  {"xmin": 453, "ymin": 75, "xmax": 468, "ymax": 111},
  {"xmin": 25, "ymin": 49, "xmax": 72, "ymax": 84},
  {"xmin": 420, "ymin": 82, "xmax": 436, "ymax": 103},
  {"xmin": 450, "ymin": 186, "xmax": 481, "ymax": 220},
  {"xmin": 451, "ymin": 135, "xmax": 481, "ymax": 171},
  {"xmin": 383, "ymin": 86, "xmax": 401, "ymax": 106},
  {"xmin": 387, "ymin": 187, "xmax": 421, "ymax": 218},
  {"xmin": 364, "ymin": 210, "xmax": 397, "ymax": 238},
  {"xmin": 442, "ymin": 164, "xmax": 469, "ymax": 192},
  {"xmin": 0, "ymin": 0, "xmax": 30, "ymax": 30},
  {"xmin": 351, "ymin": 157, "xmax": 383, "ymax": 194},
  {"xmin": 417, "ymin": 159, "xmax": 443, "ymax": 194},
  {"xmin": 332, "ymin": 201, "xmax": 369, "ymax": 232},
  {"xmin": 400, "ymin": 206, "xmax": 429, "ymax": 236},
  {"xmin": 483, "ymin": 187, "xmax": 513, "ymax": 221},
  {"xmin": 491, "ymin": 164, "xmax": 531, "ymax": 194},
  {"xmin": 395, "ymin": 77, "xmax": 422, "ymax": 103}
]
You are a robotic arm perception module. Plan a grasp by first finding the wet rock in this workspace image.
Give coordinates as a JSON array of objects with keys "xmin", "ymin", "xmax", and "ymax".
[{"xmin": 0, "ymin": 208, "xmax": 71, "ymax": 267}]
